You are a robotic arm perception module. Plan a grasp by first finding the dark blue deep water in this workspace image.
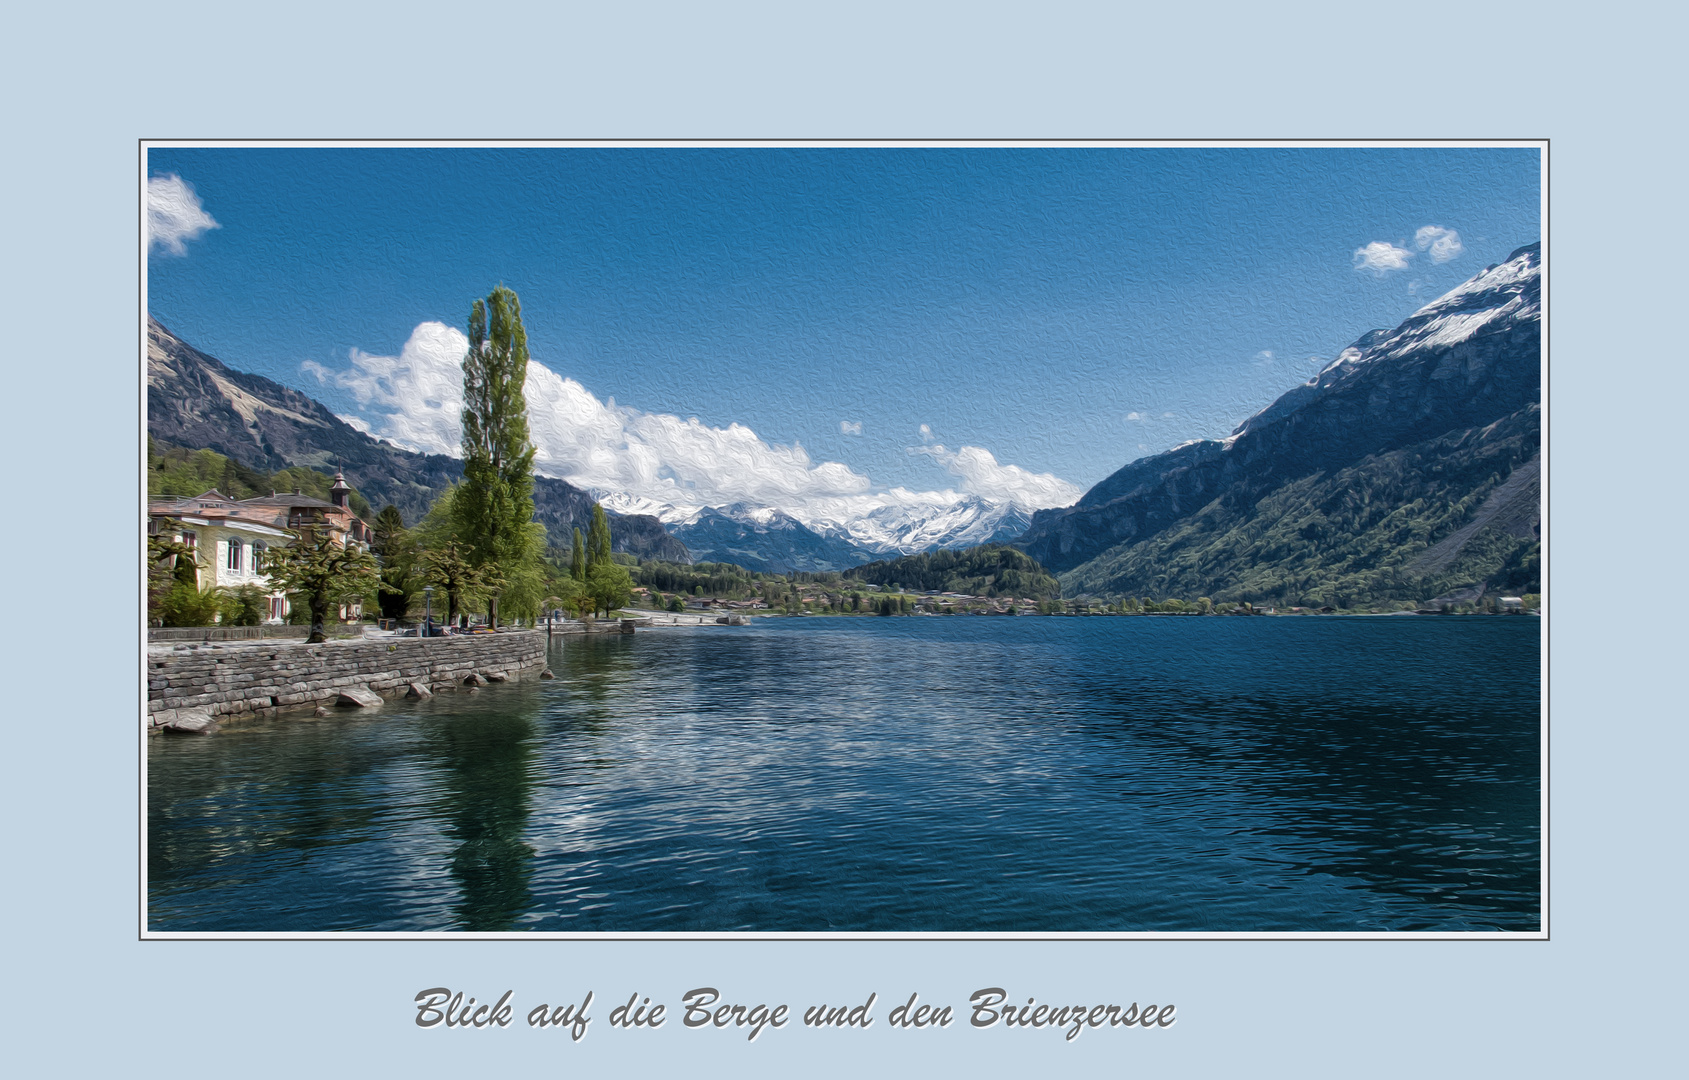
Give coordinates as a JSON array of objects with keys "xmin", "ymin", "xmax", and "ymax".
[{"xmin": 147, "ymin": 616, "xmax": 1541, "ymax": 932}]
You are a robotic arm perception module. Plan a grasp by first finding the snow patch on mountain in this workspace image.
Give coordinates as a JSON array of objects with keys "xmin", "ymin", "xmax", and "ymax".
[{"xmin": 1234, "ymin": 243, "xmax": 1541, "ymax": 440}]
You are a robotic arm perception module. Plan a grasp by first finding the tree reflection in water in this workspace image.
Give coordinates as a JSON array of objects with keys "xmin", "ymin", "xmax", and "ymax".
[{"xmin": 424, "ymin": 705, "xmax": 539, "ymax": 931}]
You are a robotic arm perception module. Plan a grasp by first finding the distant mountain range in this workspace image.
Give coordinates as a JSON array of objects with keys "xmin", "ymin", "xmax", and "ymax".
[
  {"xmin": 148, "ymin": 238, "xmax": 1543, "ymax": 603},
  {"xmin": 145, "ymin": 317, "xmax": 688, "ymax": 562},
  {"xmin": 668, "ymin": 504, "xmax": 876, "ymax": 575},
  {"xmin": 1019, "ymin": 243, "xmax": 1543, "ymax": 606},
  {"xmin": 600, "ymin": 492, "xmax": 1038, "ymax": 573},
  {"xmin": 812, "ymin": 495, "xmax": 1035, "ymax": 556}
]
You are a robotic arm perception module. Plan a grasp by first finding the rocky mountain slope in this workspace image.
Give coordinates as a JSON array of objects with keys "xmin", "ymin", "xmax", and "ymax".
[
  {"xmin": 146, "ymin": 316, "xmax": 688, "ymax": 561},
  {"xmin": 669, "ymin": 504, "xmax": 874, "ymax": 574},
  {"xmin": 1019, "ymin": 243, "xmax": 1542, "ymax": 605}
]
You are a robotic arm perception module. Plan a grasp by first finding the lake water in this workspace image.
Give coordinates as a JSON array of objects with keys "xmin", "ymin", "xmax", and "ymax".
[{"xmin": 147, "ymin": 615, "xmax": 1541, "ymax": 933}]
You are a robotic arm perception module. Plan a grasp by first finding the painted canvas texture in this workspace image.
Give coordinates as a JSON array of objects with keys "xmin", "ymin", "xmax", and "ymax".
[{"xmin": 143, "ymin": 144, "xmax": 1544, "ymax": 936}]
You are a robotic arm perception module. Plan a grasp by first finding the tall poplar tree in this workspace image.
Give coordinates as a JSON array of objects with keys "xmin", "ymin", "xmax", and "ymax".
[
  {"xmin": 587, "ymin": 503, "xmax": 614, "ymax": 568},
  {"xmin": 454, "ymin": 285, "xmax": 543, "ymax": 627},
  {"xmin": 571, "ymin": 527, "xmax": 587, "ymax": 583}
]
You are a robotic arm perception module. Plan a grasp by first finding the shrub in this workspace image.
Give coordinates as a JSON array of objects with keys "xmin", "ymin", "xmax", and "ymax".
[
  {"xmin": 219, "ymin": 584, "xmax": 269, "ymax": 626},
  {"xmin": 158, "ymin": 583, "xmax": 224, "ymax": 627}
]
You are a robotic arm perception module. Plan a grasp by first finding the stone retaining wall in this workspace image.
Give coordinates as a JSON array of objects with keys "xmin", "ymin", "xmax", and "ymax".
[
  {"xmin": 146, "ymin": 631, "xmax": 548, "ymax": 732},
  {"xmin": 148, "ymin": 625, "xmax": 361, "ymax": 643}
]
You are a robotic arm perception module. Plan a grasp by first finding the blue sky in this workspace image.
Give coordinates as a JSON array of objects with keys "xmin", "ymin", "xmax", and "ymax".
[{"xmin": 145, "ymin": 146, "xmax": 1540, "ymax": 511}]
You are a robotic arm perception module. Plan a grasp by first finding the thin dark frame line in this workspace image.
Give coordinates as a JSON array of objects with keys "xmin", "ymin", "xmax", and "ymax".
[{"xmin": 137, "ymin": 138, "xmax": 1549, "ymax": 941}]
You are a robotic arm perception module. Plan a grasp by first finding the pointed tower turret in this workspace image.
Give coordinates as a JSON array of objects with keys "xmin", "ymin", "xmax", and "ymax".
[{"xmin": 329, "ymin": 470, "xmax": 351, "ymax": 510}]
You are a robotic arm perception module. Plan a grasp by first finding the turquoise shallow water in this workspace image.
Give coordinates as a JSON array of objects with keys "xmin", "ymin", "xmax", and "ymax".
[{"xmin": 146, "ymin": 615, "xmax": 1541, "ymax": 932}]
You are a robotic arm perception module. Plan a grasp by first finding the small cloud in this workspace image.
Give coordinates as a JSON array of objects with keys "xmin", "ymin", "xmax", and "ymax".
[
  {"xmin": 1125, "ymin": 411, "xmax": 1144, "ymax": 422},
  {"xmin": 918, "ymin": 423, "xmax": 933, "ymax": 441},
  {"xmin": 148, "ymin": 173, "xmax": 219, "ymax": 255},
  {"xmin": 1255, "ymin": 350, "xmax": 1274, "ymax": 362},
  {"xmin": 1138, "ymin": 443, "xmax": 1148, "ymax": 451},
  {"xmin": 1414, "ymin": 225, "xmax": 1464, "ymax": 263},
  {"xmin": 1161, "ymin": 412, "xmax": 1175, "ymax": 418},
  {"xmin": 839, "ymin": 420, "xmax": 863, "ymax": 436},
  {"xmin": 1353, "ymin": 240, "xmax": 1414, "ymax": 275}
]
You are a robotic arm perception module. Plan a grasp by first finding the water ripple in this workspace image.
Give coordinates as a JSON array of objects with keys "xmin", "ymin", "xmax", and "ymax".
[{"xmin": 149, "ymin": 616, "xmax": 1540, "ymax": 932}]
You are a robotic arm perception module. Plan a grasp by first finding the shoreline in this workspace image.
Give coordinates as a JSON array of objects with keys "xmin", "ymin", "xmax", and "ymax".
[{"xmin": 146, "ymin": 630, "xmax": 547, "ymax": 733}]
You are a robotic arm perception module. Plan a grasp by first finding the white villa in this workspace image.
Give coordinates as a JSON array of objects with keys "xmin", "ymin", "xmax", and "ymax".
[{"xmin": 148, "ymin": 472, "xmax": 372, "ymax": 623}]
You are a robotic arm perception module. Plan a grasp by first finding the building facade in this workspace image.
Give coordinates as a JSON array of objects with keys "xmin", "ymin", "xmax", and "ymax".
[{"xmin": 148, "ymin": 472, "xmax": 372, "ymax": 624}]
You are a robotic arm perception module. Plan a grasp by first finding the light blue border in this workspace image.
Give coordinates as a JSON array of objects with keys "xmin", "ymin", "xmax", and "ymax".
[{"xmin": 6, "ymin": 4, "xmax": 1680, "ymax": 1076}]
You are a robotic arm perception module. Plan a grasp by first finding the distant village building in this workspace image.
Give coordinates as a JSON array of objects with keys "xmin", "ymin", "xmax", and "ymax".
[{"xmin": 147, "ymin": 472, "xmax": 372, "ymax": 623}]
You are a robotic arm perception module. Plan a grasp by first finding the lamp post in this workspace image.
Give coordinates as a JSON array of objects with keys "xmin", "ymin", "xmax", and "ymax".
[{"xmin": 423, "ymin": 585, "xmax": 434, "ymax": 638}]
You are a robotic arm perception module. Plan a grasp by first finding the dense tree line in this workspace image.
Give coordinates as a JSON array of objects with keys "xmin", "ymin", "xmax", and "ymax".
[
  {"xmin": 631, "ymin": 560, "xmax": 772, "ymax": 598},
  {"xmin": 845, "ymin": 544, "xmax": 1061, "ymax": 600}
]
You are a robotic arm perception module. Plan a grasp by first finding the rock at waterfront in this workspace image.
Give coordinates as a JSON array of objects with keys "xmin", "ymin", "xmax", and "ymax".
[
  {"xmin": 539, "ymin": 669, "xmax": 554, "ymax": 679},
  {"xmin": 482, "ymin": 671, "xmax": 508, "ymax": 683},
  {"xmin": 163, "ymin": 710, "xmax": 219, "ymax": 735},
  {"xmin": 337, "ymin": 687, "xmax": 383, "ymax": 708},
  {"xmin": 463, "ymin": 673, "xmax": 488, "ymax": 687},
  {"xmin": 313, "ymin": 706, "xmax": 333, "ymax": 717},
  {"xmin": 405, "ymin": 682, "xmax": 433, "ymax": 699}
]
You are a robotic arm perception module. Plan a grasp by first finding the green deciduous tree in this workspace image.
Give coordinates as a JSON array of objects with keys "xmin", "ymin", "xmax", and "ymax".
[
  {"xmin": 421, "ymin": 540, "xmax": 500, "ymax": 629},
  {"xmin": 571, "ymin": 527, "xmax": 587, "ymax": 583},
  {"xmin": 586, "ymin": 561, "xmax": 635, "ymax": 618},
  {"xmin": 264, "ymin": 530, "xmax": 382, "ymax": 643},
  {"xmin": 454, "ymin": 285, "xmax": 544, "ymax": 627},
  {"xmin": 147, "ymin": 520, "xmax": 202, "ymax": 624},
  {"xmin": 587, "ymin": 503, "xmax": 613, "ymax": 570},
  {"xmin": 371, "ymin": 505, "xmax": 418, "ymax": 621}
]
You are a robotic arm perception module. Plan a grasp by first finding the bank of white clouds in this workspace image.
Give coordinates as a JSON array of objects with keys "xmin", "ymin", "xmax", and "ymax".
[
  {"xmin": 309, "ymin": 322, "xmax": 1081, "ymax": 521},
  {"xmin": 908, "ymin": 443, "xmax": 1082, "ymax": 508}
]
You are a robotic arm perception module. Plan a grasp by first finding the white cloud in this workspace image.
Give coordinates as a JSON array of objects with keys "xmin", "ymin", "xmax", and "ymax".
[
  {"xmin": 147, "ymin": 174, "xmax": 219, "ymax": 255},
  {"xmin": 1125, "ymin": 411, "xmax": 1143, "ymax": 421},
  {"xmin": 1353, "ymin": 240, "xmax": 1414, "ymax": 275},
  {"xmin": 919, "ymin": 424, "xmax": 933, "ymax": 440},
  {"xmin": 1414, "ymin": 225, "xmax": 1464, "ymax": 263},
  {"xmin": 306, "ymin": 321, "xmax": 468, "ymax": 458},
  {"xmin": 839, "ymin": 420, "xmax": 863, "ymax": 435},
  {"xmin": 908, "ymin": 443, "xmax": 1082, "ymax": 509},
  {"xmin": 313, "ymin": 321, "xmax": 1082, "ymax": 524},
  {"xmin": 1161, "ymin": 411, "xmax": 1175, "ymax": 418},
  {"xmin": 1255, "ymin": 350, "xmax": 1274, "ymax": 363}
]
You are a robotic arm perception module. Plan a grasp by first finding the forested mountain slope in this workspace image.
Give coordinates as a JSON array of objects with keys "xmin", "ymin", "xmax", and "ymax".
[{"xmin": 1018, "ymin": 243, "xmax": 1542, "ymax": 606}]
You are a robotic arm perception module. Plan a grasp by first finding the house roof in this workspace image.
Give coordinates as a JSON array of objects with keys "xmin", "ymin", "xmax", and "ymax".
[
  {"xmin": 150, "ymin": 490, "xmax": 238, "ymax": 512},
  {"xmin": 238, "ymin": 491, "xmax": 344, "ymax": 510},
  {"xmin": 164, "ymin": 515, "xmax": 292, "ymax": 539}
]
